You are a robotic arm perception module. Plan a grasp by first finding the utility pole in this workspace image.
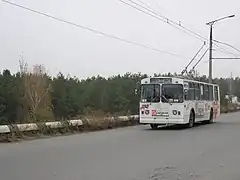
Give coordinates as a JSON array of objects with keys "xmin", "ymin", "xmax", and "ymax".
[
  {"xmin": 209, "ymin": 25, "xmax": 213, "ymax": 83},
  {"xmin": 230, "ymin": 72, "xmax": 232, "ymax": 92},
  {"xmin": 229, "ymin": 72, "xmax": 233, "ymax": 103},
  {"xmin": 206, "ymin": 15, "xmax": 235, "ymax": 83}
]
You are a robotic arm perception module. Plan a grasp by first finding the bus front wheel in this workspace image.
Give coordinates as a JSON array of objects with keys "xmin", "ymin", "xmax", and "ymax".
[
  {"xmin": 150, "ymin": 124, "xmax": 158, "ymax": 130},
  {"xmin": 186, "ymin": 111, "xmax": 195, "ymax": 128}
]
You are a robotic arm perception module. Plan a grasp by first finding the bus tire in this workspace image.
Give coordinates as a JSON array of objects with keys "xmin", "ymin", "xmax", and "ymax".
[
  {"xmin": 206, "ymin": 108, "xmax": 214, "ymax": 124},
  {"xmin": 186, "ymin": 110, "xmax": 195, "ymax": 128},
  {"xmin": 150, "ymin": 124, "xmax": 158, "ymax": 130}
]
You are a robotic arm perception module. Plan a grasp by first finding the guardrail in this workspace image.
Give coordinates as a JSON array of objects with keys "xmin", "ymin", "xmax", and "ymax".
[{"xmin": 0, "ymin": 115, "xmax": 140, "ymax": 142}]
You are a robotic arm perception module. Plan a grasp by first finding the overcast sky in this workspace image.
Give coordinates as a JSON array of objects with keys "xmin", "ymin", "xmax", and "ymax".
[{"xmin": 0, "ymin": 0, "xmax": 239, "ymax": 79}]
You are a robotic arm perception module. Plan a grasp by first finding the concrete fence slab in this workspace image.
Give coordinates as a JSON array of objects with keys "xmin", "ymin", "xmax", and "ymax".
[
  {"xmin": 103, "ymin": 117, "xmax": 115, "ymax": 121},
  {"xmin": 68, "ymin": 120, "xmax": 83, "ymax": 126},
  {"xmin": 129, "ymin": 115, "xmax": 139, "ymax": 119},
  {"xmin": 16, "ymin": 123, "xmax": 39, "ymax": 132},
  {"xmin": 0, "ymin": 125, "xmax": 10, "ymax": 133},
  {"xmin": 45, "ymin": 122, "xmax": 63, "ymax": 129},
  {"xmin": 118, "ymin": 116, "xmax": 129, "ymax": 121}
]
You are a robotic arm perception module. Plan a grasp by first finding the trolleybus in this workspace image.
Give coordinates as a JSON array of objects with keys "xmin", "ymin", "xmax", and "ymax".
[{"xmin": 139, "ymin": 76, "xmax": 220, "ymax": 129}]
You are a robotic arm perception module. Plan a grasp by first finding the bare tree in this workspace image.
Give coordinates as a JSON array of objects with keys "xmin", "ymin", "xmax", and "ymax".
[
  {"xmin": 24, "ymin": 64, "xmax": 52, "ymax": 122},
  {"xmin": 19, "ymin": 53, "xmax": 28, "ymax": 77},
  {"xmin": 16, "ymin": 54, "xmax": 28, "ymax": 123},
  {"xmin": 19, "ymin": 57, "xmax": 52, "ymax": 122}
]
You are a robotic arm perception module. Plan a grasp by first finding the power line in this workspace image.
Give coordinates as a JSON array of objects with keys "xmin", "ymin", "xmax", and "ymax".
[
  {"xmin": 213, "ymin": 44, "xmax": 239, "ymax": 59},
  {"xmin": 212, "ymin": 41, "xmax": 239, "ymax": 58},
  {"xmin": 117, "ymin": 0, "xmax": 207, "ymax": 42},
  {"xmin": 136, "ymin": 0, "xmax": 209, "ymax": 41},
  {"xmin": 134, "ymin": 0, "xmax": 164, "ymax": 16},
  {"xmin": 212, "ymin": 57, "xmax": 240, "ymax": 60},
  {"xmin": 213, "ymin": 39, "xmax": 240, "ymax": 53},
  {"xmin": 120, "ymin": 0, "xmax": 239, "ymax": 63},
  {"xmin": 148, "ymin": 0, "xmax": 168, "ymax": 13},
  {"xmin": 1, "ymin": 0, "xmax": 189, "ymax": 59},
  {"xmin": 117, "ymin": 0, "xmax": 166, "ymax": 23},
  {"xmin": 214, "ymin": 46, "xmax": 239, "ymax": 57},
  {"xmin": 119, "ymin": 0, "xmax": 239, "ymax": 58}
]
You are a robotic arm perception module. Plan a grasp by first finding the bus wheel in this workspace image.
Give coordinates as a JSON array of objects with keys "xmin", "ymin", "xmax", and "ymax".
[
  {"xmin": 207, "ymin": 109, "xmax": 214, "ymax": 124},
  {"xmin": 186, "ymin": 111, "xmax": 195, "ymax": 128},
  {"xmin": 150, "ymin": 124, "xmax": 158, "ymax": 130}
]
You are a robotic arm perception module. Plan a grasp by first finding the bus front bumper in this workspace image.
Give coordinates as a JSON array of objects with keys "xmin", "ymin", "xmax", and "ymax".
[{"xmin": 140, "ymin": 118, "xmax": 187, "ymax": 125}]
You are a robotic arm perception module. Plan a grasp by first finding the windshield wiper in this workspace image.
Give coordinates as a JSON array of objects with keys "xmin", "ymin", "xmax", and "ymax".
[{"xmin": 161, "ymin": 95, "xmax": 172, "ymax": 105}]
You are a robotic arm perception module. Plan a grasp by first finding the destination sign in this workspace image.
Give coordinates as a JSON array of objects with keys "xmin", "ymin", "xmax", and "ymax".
[{"xmin": 150, "ymin": 78, "xmax": 172, "ymax": 84}]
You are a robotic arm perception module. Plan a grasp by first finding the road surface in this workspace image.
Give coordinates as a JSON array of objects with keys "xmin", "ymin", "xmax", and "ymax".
[{"xmin": 0, "ymin": 112, "xmax": 240, "ymax": 180}]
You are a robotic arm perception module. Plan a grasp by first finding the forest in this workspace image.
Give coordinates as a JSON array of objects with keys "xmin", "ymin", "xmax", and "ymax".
[{"xmin": 0, "ymin": 62, "xmax": 236, "ymax": 125}]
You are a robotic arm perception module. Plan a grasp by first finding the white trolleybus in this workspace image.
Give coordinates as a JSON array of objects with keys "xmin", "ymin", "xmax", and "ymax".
[{"xmin": 139, "ymin": 76, "xmax": 220, "ymax": 129}]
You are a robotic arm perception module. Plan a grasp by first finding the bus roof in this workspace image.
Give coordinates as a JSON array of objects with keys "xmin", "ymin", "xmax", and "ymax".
[{"xmin": 141, "ymin": 76, "xmax": 219, "ymax": 86}]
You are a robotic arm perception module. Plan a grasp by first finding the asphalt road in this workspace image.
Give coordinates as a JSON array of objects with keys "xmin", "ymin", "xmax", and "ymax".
[{"xmin": 1, "ymin": 113, "xmax": 240, "ymax": 180}]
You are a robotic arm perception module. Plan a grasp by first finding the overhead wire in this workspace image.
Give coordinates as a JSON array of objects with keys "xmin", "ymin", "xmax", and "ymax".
[
  {"xmin": 134, "ymin": 0, "xmax": 209, "ymax": 41},
  {"xmin": 117, "ymin": 0, "xmax": 207, "ymax": 42},
  {"xmin": 213, "ymin": 42, "xmax": 239, "ymax": 57},
  {"xmin": 119, "ymin": 0, "xmax": 239, "ymax": 58},
  {"xmin": 121, "ymin": 0, "xmax": 240, "ymax": 65},
  {"xmin": 214, "ymin": 48, "xmax": 239, "ymax": 57},
  {"xmin": 212, "ymin": 42, "xmax": 238, "ymax": 58},
  {"xmin": 1, "ymin": 0, "xmax": 189, "ymax": 59},
  {"xmin": 213, "ymin": 39, "xmax": 240, "ymax": 54},
  {"xmin": 116, "ymin": 0, "xmax": 166, "ymax": 24},
  {"xmin": 3, "ymin": 0, "xmax": 239, "ymax": 61}
]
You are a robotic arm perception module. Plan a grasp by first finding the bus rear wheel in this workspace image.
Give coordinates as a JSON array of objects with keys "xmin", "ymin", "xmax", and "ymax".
[
  {"xmin": 150, "ymin": 124, "xmax": 158, "ymax": 130},
  {"xmin": 206, "ymin": 108, "xmax": 214, "ymax": 124}
]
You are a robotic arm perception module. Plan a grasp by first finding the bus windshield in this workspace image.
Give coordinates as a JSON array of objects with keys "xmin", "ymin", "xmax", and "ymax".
[
  {"xmin": 162, "ymin": 84, "xmax": 183, "ymax": 103},
  {"xmin": 141, "ymin": 84, "xmax": 160, "ymax": 103}
]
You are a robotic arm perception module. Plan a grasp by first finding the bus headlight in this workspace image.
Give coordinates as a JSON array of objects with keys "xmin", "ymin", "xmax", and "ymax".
[
  {"xmin": 145, "ymin": 110, "xmax": 149, "ymax": 115},
  {"xmin": 172, "ymin": 110, "xmax": 177, "ymax": 115}
]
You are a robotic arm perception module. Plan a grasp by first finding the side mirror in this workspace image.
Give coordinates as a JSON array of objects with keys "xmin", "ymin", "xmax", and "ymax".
[
  {"xmin": 184, "ymin": 89, "xmax": 188, "ymax": 100},
  {"xmin": 134, "ymin": 89, "xmax": 138, "ymax": 95}
]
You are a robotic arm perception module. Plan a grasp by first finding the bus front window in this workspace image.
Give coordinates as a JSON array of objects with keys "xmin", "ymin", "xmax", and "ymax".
[
  {"xmin": 162, "ymin": 84, "xmax": 183, "ymax": 103},
  {"xmin": 141, "ymin": 84, "xmax": 160, "ymax": 103}
]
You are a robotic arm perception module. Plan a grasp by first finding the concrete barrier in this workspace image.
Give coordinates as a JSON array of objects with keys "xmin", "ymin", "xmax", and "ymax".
[
  {"xmin": 0, "ymin": 125, "xmax": 10, "ymax": 133},
  {"xmin": 16, "ymin": 123, "xmax": 39, "ymax": 132},
  {"xmin": 45, "ymin": 122, "xmax": 63, "ymax": 129},
  {"xmin": 68, "ymin": 120, "xmax": 83, "ymax": 126},
  {"xmin": 117, "ymin": 116, "xmax": 129, "ymax": 121},
  {"xmin": 0, "ymin": 115, "xmax": 139, "ymax": 140}
]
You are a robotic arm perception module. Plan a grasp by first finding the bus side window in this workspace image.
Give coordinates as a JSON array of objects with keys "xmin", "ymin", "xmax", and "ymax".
[
  {"xmin": 204, "ymin": 85, "xmax": 209, "ymax": 100},
  {"xmin": 189, "ymin": 82, "xmax": 194, "ymax": 100},
  {"xmin": 214, "ymin": 86, "xmax": 219, "ymax": 101},
  {"xmin": 195, "ymin": 83, "xmax": 200, "ymax": 100},
  {"xmin": 209, "ymin": 85, "xmax": 213, "ymax": 101},
  {"xmin": 200, "ymin": 84, "xmax": 204, "ymax": 100}
]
